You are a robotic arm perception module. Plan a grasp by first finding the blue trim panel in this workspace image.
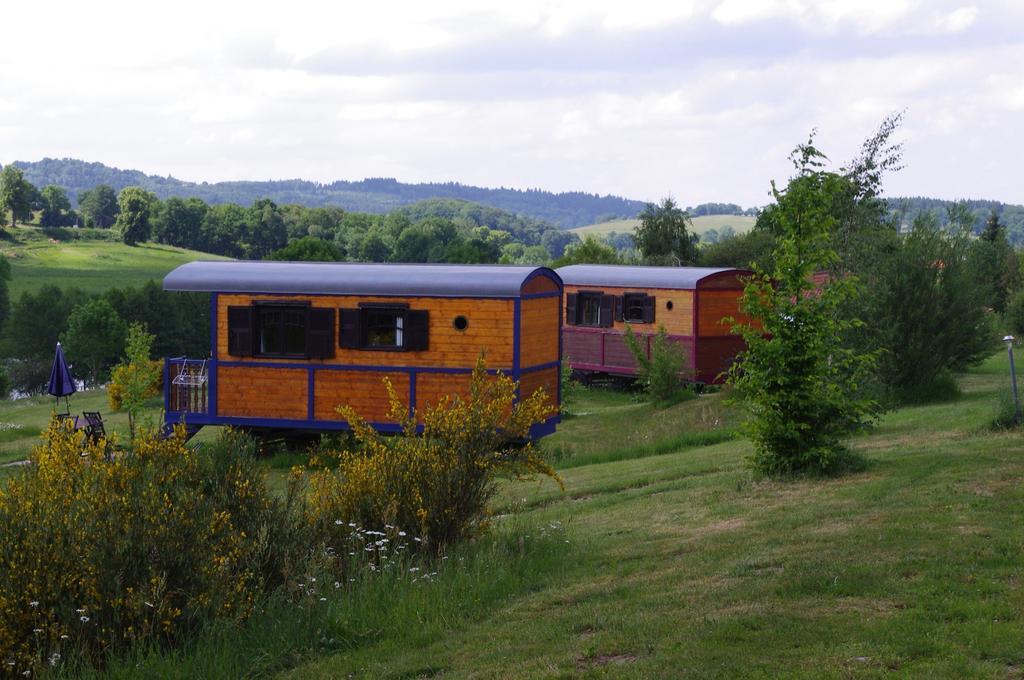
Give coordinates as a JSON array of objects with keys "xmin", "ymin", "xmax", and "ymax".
[
  {"xmin": 209, "ymin": 293, "xmax": 218, "ymax": 418},
  {"xmin": 216, "ymin": 360, "xmax": 512, "ymax": 374},
  {"xmin": 520, "ymin": 360, "xmax": 560, "ymax": 374},
  {"xmin": 512, "ymin": 297, "xmax": 521, "ymax": 399}
]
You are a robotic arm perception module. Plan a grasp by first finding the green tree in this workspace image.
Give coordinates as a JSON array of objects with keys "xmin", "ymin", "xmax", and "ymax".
[
  {"xmin": 266, "ymin": 236, "xmax": 343, "ymax": 262},
  {"xmin": 552, "ymin": 235, "xmax": 622, "ymax": 267},
  {"xmin": 698, "ymin": 229, "xmax": 777, "ymax": 270},
  {"xmin": 115, "ymin": 187, "xmax": 157, "ymax": 246},
  {"xmin": 0, "ymin": 166, "xmax": 35, "ymax": 229},
  {"xmin": 3, "ymin": 285, "xmax": 77, "ymax": 361},
  {"xmin": 109, "ymin": 323, "xmax": 161, "ymax": 441},
  {"xmin": 355, "ymin": 229, "xmax": 391, "ymax": 262},
  {"xmin": 0, "ymin": 258, "xmax": 10, "ymax": 338},
  {"xmin": 78, "ymin": 184, "xmax": 119, "ymax": 228},
  {"xmin": 728, "ymin": 137, "xmax": 881, "ymax": 476},
  {"xmin": 634, "ymin": 197, "xmax": 698, "ymax": 265},
  {"xmin": 624, "ymin": 324, "xmax": 689, "ymax": 404},
  {"xmin": 38, "ymin": 185, "xmax": 73, "ymax": 227},
  {"xmin": 154, "ymin": 196, "xmax": 208, "ymax": 248},
  {"xmin": 201, "ymin": 203, "xmax": 248, "ymax": 257},
  {"xmin": 62, "ymin": 298, "xmax": 128, "ymax": 383},
  {"xmin": 243, "ymin": 199, "xmax": 287, "ymax": 260}
]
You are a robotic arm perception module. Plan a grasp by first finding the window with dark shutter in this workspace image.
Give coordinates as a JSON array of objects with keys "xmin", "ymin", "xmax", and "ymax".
[
  {"xmin": 599, "ymin": 295, "xmax": 614, "ymax": 327},
  {"xmin": 306, "ymin": 308, "xmax": 335, "ymax": 359},
  {"xmin": 254, "ymin": 303, "xmax": 309, "ymax": 357},
  {"xmin": 623, "ymin": 293, "xmax": 651, "ymax": 323},
  {"xmin": 339, "ymin": 308, "xmax": 361, "ymax": 348},
  {"xmin": 227, "ymin": 306, "xmax": 253, "ymax": 357},
  {"xmin": 577, "ymin": 292, "xmax": 603, "ymax": 326},
  {"xmin": 613, "ymin": 295, "xmax": 624, "ymax": 322},
  {"xmin": 404, "ymin": 310, "xmax": 430, "ymax": 351},
  {"xmin": 565, "ymin": 293, "xmax": 578, "ymax": 325},
  {"xmin": 642, "ymin": 295, "xmax": 656, "ymax": 323}
]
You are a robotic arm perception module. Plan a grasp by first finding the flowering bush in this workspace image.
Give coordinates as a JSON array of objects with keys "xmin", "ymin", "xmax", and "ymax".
[
  {"xmin": 306, "ymin": 357, "xmax": 561, "ymax": 552},
  {"xmin": 0, "ymin": 423, "xmax": 304, "ymax": 674}
]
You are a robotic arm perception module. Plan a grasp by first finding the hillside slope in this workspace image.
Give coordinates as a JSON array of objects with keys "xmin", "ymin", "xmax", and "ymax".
[{"xmin": 572, "ymin": 214, "xmax": 757, "ymax": 238}]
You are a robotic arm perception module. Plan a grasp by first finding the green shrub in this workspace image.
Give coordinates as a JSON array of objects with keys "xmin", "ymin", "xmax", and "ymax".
[
  {"xmin": 893, "ymin": 370, "xmax": 961, "ymax": 405},
  {"xmin": 306, "ymin": 358, "xmax": 561, "ymax": 553},
  {"xmin": 624, "ymin": 324, "xmax": 693, "ymax": 405},
  {"xmin": 0, "ymin": 424, "xmax": 305, "ymax": 674},
  {"xmin": 1006, "ymin": 290, "xmax": 1024, "ymax": 338},
  {"xmin": 990, "ymin": 388, "xmax": 1021, "ymax": 430},
  {"xmin": 559, "ymin": 359, "xmax": 581, "ymax": 418}
]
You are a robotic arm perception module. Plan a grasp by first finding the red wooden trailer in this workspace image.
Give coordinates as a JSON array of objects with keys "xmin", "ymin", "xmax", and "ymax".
[{"xmin": 556, "ymin": 265, "xmax": 753, "ymax": 385}]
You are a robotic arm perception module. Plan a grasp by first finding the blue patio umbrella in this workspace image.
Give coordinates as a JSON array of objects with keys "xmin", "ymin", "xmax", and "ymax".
[{"xmin": 47, "ymin": 341, "xmax": 76, "ymax": 413}]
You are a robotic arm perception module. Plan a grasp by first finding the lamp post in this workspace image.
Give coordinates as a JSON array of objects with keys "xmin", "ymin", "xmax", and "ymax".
[{"xmin": 1005, "ymin": 335, "xmax": 1022, "ymax": 425}]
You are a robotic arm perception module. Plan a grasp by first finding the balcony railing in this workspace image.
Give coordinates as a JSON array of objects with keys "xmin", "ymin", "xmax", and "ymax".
[{"xmin": 166, "ymin": 358, "xmax": 209, "ymax": 415}]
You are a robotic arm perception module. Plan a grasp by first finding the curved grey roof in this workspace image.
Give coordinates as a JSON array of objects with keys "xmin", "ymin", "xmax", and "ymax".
[
  {"xmin": 163, "ymin": 261, "xmax": 561, "ymax": 298},
  {"xmin": 556, "ymin": 264, "xmax": 750, "ymax": 290}
]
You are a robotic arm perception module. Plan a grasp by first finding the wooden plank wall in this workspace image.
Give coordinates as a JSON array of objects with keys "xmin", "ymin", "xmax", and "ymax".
[
  {"xmin": 519, "ymin": 296, "xmax": 560, "ymax": 368},
  {"xmin": 697, "ymin": 290, "xmax": 747, "ymax": 337},
  {"xmin": 218, "ymin": 366, "xmax": 307, "ymax": 419},
  {"xmin": 314, "ymin": 371, "xmax": 410, "ymax": 422},
  {"xmin": 217, "ymin": 294, "xmax": 514, "ymax": 369},
  {"xmin": 562, "ymin": 285, "xmax": 695, "ymax": 336},
  {"xmin": 519, "ymin": 367, "xmax": 559, "ymax": 412}
]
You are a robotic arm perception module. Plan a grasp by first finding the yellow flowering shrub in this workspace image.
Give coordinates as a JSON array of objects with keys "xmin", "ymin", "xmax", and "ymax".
[
  {"xmin": 0, "ymin": 422, "xmax": 302, "ymax": 674},
  {"xmin": 306, "ymin": 357, "xmax": 562, "ymax": 552},
  {"xmin": 107, "ymin": 359, "xmax": 163, "ymax": 412}
]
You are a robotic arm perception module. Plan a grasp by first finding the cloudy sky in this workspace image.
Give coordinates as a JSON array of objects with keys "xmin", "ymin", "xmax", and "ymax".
[{"xmin": 2, "ymin": 0, "xmax": 1021, "ymax": 207}]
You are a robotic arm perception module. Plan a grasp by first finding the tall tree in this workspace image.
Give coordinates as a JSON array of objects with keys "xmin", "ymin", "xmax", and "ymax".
[
  {"xmin": 62, "ymin": 298, "xmax": 128, "ymax": 383},
  {"xmin": 633, "ymin": 197, "xmax": 698, "ymax": 265},
  {"xmin": 728, "ymin": 137, "xmax": 881, "ymax": 475},
  {"xmin": 153, "ymin": 196, "xmax": 208, "ymax": 248},
  {"xmin": 243, "ymin": 199, "xmax": 287, "ymax": 259},
  {"xmin": 115, "ymin": 187, "xmax": 157, "ymax": 246},
  {"xmin": 78, "ymin": 184, "xmax": 120, "ymax": 228},
  {"xmin": 38, "ymin": 185, "xmax": 73, "ymax": 227},
  {"xmin": 0, "ymin": 166, "xmax": 35, "ymax": 229},
  {"xmin": 552, "ymin": 235, "xmax": 622, "ymax": 266}
]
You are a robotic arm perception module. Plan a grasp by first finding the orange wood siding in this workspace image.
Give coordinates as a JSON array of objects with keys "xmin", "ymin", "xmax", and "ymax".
[
  {"xmin": 218, "ymin": 294, "xmax": 514, "ymax": 369},
  {"xmin": 521, "ymin": 274, "xmax": 560, "ymax": 294},
  {"xmin": 217, "ymin": 366, "xmax": 307, "ymax": 419},
  {"xmin": 415, "ymin": 372, "xmax": 473, "ymax": 413},
  {"xmin": 697, "ymin": 290, "xmax": 747, "ymax": 337},
  {"xmin": 519, "ymin": 367, "xmax": 559, "ymax": 413},
  {"xmin": 698, "ymin": 271, "xmax": 751, "ymax": 289},
  {"xmin": 519, "ymin": 296, "xmax": 560, "ymax": 368},
  {"xmin": 314, "ymin": 371, "xmax": 410, "ymax": 422},
  {"xmin": 563, "ymin": 285, "xmax": 694, "ymax": 336}
]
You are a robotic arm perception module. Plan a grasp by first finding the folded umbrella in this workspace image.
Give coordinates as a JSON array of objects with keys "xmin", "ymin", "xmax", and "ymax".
[{"xmin": 47, "ymin": 341, "xmax": 76, "ymax": 414}]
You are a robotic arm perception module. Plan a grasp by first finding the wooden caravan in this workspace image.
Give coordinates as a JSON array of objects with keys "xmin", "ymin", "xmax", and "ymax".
[
  {"xmin": 162, "ymin": 262, "xmax": 563, "ymax": 440},
  {"xmin": 556, "ymin": 265, "xmax": 752, "ymax": 385}
]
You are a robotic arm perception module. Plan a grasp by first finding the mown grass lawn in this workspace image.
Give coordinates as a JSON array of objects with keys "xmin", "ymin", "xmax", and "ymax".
[
  {"xmin": 284, "ymin": 352, "xmax": 1022, "ymax": 678},
  {"xmin": 0, "ymin": 225, "xmax": 227, "ymax": 298},
  {"xmin": 570, "ymin": 214, "xmax": 757, "ymax": 238}
]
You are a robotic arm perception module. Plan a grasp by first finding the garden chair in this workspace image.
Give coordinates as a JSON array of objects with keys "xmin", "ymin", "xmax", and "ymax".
[{"xmin": 82, "ymin": 411, "xmax": 106, "ymax": 444}]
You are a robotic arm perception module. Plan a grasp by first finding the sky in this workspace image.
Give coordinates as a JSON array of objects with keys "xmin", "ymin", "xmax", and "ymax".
[{"xmin": 2, "ymin": 0, "xmax": 1022, "ymax": 208}]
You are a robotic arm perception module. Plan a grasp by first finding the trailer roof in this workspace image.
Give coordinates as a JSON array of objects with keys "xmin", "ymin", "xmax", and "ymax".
[
  {"xmin": 556, "ymin": 264, "xmax": 749, "ymax": 290},
  {"xmin": 163, "ymin": 261, "xmax": 560, "ymax": 298}
]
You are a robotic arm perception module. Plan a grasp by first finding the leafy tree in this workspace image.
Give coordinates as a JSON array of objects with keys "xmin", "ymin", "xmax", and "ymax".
[
  {"xmin": 266, "ymin": 236, "xmax": 343, "ymax": 262},
  {"xmin": 154, "ymin": 196, "xmax": 208, "ymax": 248},
  {"xmin": 355, "ymin": 229, "xmax": 391, "ymax": 262},
  {"xmin": 0, "ymin": 258, "xmax": 10, "ymax": 338},
  {"xmin": 115, "ymin": 187, "xmax": 157, "ymax": 246},
  {"xmin": 103, "ymin": 281, "xmax": 209, "ymax": 359},
  {"xmin": 970, "ymin": 208, "xmax": 1014, "ymax": 313},
  {"xmin": 0, "ymin": 166, "xmax": 35, "ymax": 229},
  {"xmin": 728, "ymin": 138, "xmax": 881, "ymax": 476},
  {"xmin": 62, "ymin": 298, "xmax": 128, "ymax": 383},
  {"xmin": 201, "ymin": 203, "xmax": 248, "ymax": 257},
  {"xmin": 624, "ymin": 324, "xmax": 690, "ymax": 404},
  {"xmin": 634, "ymin": 197, "xmax": 698, "ymax": 265},
  {"xmin": 541, "ymin": 229, "xmax": 575, "ymax": 259},
  {"xmin": 698, "ymin": 229, "xmax": 777, "ymax": 270},
  {"xmin": 78, "ymin": 184, "xmax": 119, "ymax": 228},
  {"xmin": 38, "ymin": 185, "xmax": 73, "ymax": 227},
  {"xmin": 552, "ymin": 235, "xmax": 622, "ymax": 267},
  {"xmin": 3, "ymin": 285, "xmax": 77, "ymax": 362},
  {"xmin": 244, "ymin": 199, "xmax": 287, "ymax": 259},
  {"xmin": 108, "ymin": 323, "xmax": 161, "ymax": 441}
]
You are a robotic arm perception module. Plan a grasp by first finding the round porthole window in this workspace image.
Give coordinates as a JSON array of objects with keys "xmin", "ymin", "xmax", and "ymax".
[
  {"xmin": 453, "ymin": 315, "xmax": 469, "ymax": 331},
  {"xmin": 666, "ymin": 301, "xmax": 674, "ymax": 311}
]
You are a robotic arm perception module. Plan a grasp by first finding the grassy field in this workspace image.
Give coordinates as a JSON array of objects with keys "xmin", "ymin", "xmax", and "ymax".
[
  {"xmin": 572, "ymin": 214, "xmax": 757, "ymax": 238},
  {"xmin": 0, "ymin": 225, "xmax": 227, "ymax": 298},
  {"xmin": 43, "ymin": 351, "xmax": 1020, "ymax": 678}
]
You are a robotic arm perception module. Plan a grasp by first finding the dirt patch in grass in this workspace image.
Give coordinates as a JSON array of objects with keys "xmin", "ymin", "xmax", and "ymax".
[{"xmin": 576, "ymin": 652, "xmax": 639, "ymax": 670}]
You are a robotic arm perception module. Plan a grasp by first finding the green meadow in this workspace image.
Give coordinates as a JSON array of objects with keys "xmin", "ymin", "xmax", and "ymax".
[
  {"xmin": 572, "ymin": 214, "xmax": 757, "ymax": 238},
  {"xmin": 0, "ymin": 225, "xmax": 227, "ymax": 298},
  {"xmin": 19, "ymin": 350, "xmax": 1014, "ymax": 678}
]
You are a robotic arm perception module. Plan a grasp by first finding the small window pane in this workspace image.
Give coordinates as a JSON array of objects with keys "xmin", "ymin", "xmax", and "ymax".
[
  {"xmin": 259, "ymin": 308, "xmax": 283, "ymax": 354},
  {"xmin": 283, "ymin": 309, "xmax": 306, "ymax": 354},
  {"xmin": 624, "ymin": 294, "xmax": 646, "ymax": 322},
  {"xmin": 365, "ymin": 310, "xmax": 404, "ymax": 348},
  {"xmin": 580, "ymin": 294, "xmax": 601, "ymax": 326}
]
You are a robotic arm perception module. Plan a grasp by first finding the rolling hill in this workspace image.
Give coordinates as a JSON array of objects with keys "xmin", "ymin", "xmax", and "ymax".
[{"xmin": 572, "ymin": 214, "xmax": 757, "ymax": 238}]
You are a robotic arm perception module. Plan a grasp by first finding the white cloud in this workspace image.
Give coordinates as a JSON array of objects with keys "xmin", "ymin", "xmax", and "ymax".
[{"xmin": 937, "ymin": 5, "xmax": 979, "ymax": 32}]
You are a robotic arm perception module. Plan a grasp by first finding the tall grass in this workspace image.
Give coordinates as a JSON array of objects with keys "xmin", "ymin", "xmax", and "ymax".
[{"xmin": 76, "ymin": 520, "xmax": 576, "ymax": 679}]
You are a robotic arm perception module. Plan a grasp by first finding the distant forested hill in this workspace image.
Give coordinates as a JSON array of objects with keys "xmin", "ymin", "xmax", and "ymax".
[
  {"xmin": 886, "ymin": 197, "xmax": 1024, "ymax": 244},
  {"xmin": 13, "ymin": 158, "xmax": 647, "ymax": 229}
]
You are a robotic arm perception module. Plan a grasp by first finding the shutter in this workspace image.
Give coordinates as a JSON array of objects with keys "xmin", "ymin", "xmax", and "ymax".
[
  {"xmin": 227, "ymin": 306, "xmax": 253, "ymax": 357},
  {"xmin": 339, "ymin": 308, "xmax": 361, "ymax": 348},
  {"xmin": 643, "ymin": 295, "xmax": 656, "ymax": 324},
  {"xmin": 306, "ymin": 308, "xmax": 335, "ymax": 359},
  {"xmin": 614, "ymin": 295, "xmax": 624, "ymax": 322},
  {"xmin": 599, "ymin": 295, "xmax": 614, "ymax": 327},
  {"xmin": 405, "ymin": 310, "xmax": 430, "ymax": 351},
  {"xmin": 565, "ymin": 293, "xmax": 578, "ymax": 325}
]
